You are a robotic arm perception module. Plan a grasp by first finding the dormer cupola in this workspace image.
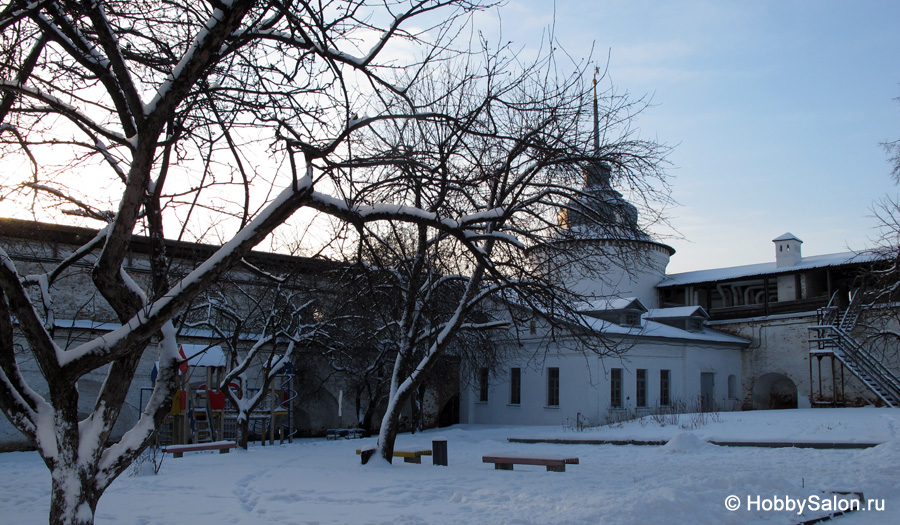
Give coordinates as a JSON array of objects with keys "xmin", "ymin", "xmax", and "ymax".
[{"xmin": 773, "ymin": 233, "xmax": 802, "ymax": 268}]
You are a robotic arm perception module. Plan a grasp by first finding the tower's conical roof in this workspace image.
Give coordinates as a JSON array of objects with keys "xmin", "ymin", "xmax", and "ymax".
[{"xmin": 558, "ymin": 69, "xmax": 647, "ymax": 241}]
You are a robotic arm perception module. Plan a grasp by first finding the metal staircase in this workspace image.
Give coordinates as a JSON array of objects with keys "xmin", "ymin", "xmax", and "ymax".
[
  {"xmin": 838, "ymin": 292, "xmax": 864, "ymax": 332},
  {"xmin": 809, "ymin": 291, "xmax": 900, "ymax": 407}
]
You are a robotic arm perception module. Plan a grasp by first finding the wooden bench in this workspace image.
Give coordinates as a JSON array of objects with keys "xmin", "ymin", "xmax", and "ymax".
[
  {"xmin": 482, "ymin": 455, "xmax": 579, "ymax": 472},
  {"xmin": 162, "ymin": 441, "xmax": 237, "ymax": 458},
  {"xmin": 327, "ymin": 428, "xmax": 366, "ymax": 440},
  {"xmin": 356, "ymin": 448, "xmax": 433, "ymax": 463}
]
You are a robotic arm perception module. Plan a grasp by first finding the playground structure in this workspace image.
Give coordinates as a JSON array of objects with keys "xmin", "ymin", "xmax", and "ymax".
[{"xmin": 144, "ymin": 344, "xmax": 297, "ymax": 446}]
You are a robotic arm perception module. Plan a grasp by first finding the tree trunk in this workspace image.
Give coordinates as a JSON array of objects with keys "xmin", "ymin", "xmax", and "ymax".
[
  {"xmin": 375, "ymin": 384, "xmax": 415, "ymax": 463},
  {"xmin": 49, "ymin": 466, "xmax": 100, "ymax": 525},
  {"xmin": 236, "ymin": 416, "xmax": 251, "ymax": 449},
  {"xmin": 375, "ymin": 408, "xmax": 400, "ymax": 464},
  {"xmin": 359, "ymin": 380, "xmax": 385, "ymax": 436},
  {"xmin": 413, "ymin": 383, "xmax": 426, "ymax": 433},
  {"xmin": 362, "ymin": 403, "xmax": 377, "ymax": 436},
  {"xmin": 355, "ymin": 387, "xmax": 366, "ymax": 431}
]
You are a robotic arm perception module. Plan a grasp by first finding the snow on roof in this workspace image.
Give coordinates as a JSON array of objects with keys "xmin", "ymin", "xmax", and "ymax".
[
  {"xmin": 658, "ymin": 250, "xmax": 881, "ymax": 287},
  {"xmin": 772, "ymin": 232, "xmax": 802, "ymax": 242},
  {"xmin": 54, "ymin": 319, "xmax": 121, "ymax": 331},
  {"xmin": 52, "ymin": 319, "xmax": 264, "ymax": 342},
  {"xmin": 578, "ymin": 297, "xmax": 647, "ymax": 313},
  {"xmin": 181, "ymin": 344, "xmax": 226, "ymax": 367},
  {"xmin": 581, "ymin": 316, "xmax": 749, "ymax": 345},
  {"xmin": 645, "ymin": 306, "xmax": 709, "ymax": 320}
]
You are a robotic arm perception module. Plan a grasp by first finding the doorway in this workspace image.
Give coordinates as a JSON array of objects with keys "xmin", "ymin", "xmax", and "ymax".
[{"xmin": 700, "ymin": 372, "xmax": 715, "ymax": 411}]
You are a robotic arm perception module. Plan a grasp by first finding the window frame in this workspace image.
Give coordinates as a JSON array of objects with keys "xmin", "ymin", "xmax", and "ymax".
[
  {"xmin": 510, "ymin": 367, "xmax": 521, "ymax": 405},
  {"xmin": 478, "ymin": 367, "xmax": 489, "ymax": 402},
  {"xmin": 636, "ymin": 368, "xmax": 647, "ymax": 407},
  {"xmin": 659, "ymin": 369, "xmax": 671, "ymax": 406},
  {"xmin": 610, "ymin": 368, "xmax": 623, "ymax": 408},
  {"xmin": 546, "ymin": 367, "xmax": 560, "ymax": 407}
]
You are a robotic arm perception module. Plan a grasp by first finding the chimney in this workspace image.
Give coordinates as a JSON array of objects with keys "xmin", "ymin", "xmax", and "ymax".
[{"xmin": 773, "ymin": 233, "xmax": 802, "ymax": 268}]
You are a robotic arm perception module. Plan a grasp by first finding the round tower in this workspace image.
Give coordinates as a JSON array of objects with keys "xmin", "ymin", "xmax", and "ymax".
[
  {"xmin": 545, "ymin": 163, "xmax": 673, "ymax": 308},
  {"xmin": 533, "ymin": 73, "xmax": 675, "ymax": 308},
  {"xmin": 533, "ymin": 71, "xmax": 673, "ymax": 308}
]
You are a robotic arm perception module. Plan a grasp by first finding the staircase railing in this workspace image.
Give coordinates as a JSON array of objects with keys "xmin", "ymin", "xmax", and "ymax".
[
  {"xmin": 815, "ymin": 290, "xmax": 842, "ymax": 329},
  {"xmin": 829, "ymin": 326, "xmax": 900, "ymax": 407},
  {"xmin": 810, "ymin": 289, "xmax": 900, "ymax": 407},
  {"xmin": 839, "ymin": 290, "xmax": 865, "ymax": 332}
]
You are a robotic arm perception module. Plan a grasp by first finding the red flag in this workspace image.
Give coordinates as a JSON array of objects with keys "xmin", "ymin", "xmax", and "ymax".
[{"xmin": 178, "ymin": 345, "xmax": 189, "ymax": 374}]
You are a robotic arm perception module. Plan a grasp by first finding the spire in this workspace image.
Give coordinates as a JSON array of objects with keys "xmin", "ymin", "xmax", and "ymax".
[
  {"xmin": 592, "ymin": 66, "xmax": 600, "ymax": 156},
  {"xmin": 585, "ymin": 66, "xmax": 610, "ymax": 189}
]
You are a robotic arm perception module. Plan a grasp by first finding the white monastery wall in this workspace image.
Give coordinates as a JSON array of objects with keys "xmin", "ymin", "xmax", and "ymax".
[
  {"xmin": 711, "ymin": 314, "xmax": 814, "ymax": 409},
  {"xmin": 461, "ymin": 335, "xmax": 742, "ymax": 428}
]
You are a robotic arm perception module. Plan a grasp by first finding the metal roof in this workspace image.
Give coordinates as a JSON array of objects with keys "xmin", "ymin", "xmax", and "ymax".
[{"xmin": 658, "ymin": 250, "xmax": 880, "ymax": 287}]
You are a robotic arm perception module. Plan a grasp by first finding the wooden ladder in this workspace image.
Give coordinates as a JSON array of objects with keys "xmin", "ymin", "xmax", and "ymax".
[{"xmin": 191, "ymin": 391, "xmax": 215, "ymax": 444}]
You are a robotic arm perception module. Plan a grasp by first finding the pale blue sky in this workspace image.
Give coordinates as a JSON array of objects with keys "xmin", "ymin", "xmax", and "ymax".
[
  {"xmin": 491, "ymin": 0, "xmax": 900, "ymax": 273},
  {"xmin": 3, "ymin": 1, "xmax": 895, "ymax": 275}
]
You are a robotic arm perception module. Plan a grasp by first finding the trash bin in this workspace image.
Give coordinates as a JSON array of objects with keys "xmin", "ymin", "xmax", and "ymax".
[{"xmin": 432, "ymin": 437, "xmax": 447, "ymax": 466}]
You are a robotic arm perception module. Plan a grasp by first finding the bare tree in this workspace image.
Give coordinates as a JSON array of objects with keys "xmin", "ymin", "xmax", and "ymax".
[
  {"xmin": 316, "ymin": 268, "xmax": 396, "ymax": 434},
  {"xmin": 0, "ymin": 1, "xmax": 517, "ymax": 523},
  {"xmin": 850, "ymin": 91, "xmax": 900, "ymax": 322},
  {"xmin": 839, "ymin": 93, "xmax": 900, "ymax": 384},
  {"xmin": 303, "ymin": 42, "xmax": 672, "ymax": 461},
  {"xmin": 884, "ymin": 93, "xmax": 900, "ymax": 183},
  {"xmin": 325, "ymin": 252, "xmax": 509, "ymax": 438},
  {"xmin": 0, "ymin": 1, "xmax": 671, "ymax": 520},
  {"xmin": 179, "ymin": 281, "xmax": 318, "ymax": 449}
]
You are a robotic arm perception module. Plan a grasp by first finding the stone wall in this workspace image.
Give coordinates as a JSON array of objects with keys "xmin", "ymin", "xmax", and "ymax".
[{"xmin": 0, "ymin": 219, "xmax": 454, "ymax": 449}]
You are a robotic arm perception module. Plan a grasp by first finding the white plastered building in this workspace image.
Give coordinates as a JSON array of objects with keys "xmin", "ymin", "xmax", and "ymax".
[{"xmin": 460, "ymin": 156, "xmax": 749, "ymax": 427}]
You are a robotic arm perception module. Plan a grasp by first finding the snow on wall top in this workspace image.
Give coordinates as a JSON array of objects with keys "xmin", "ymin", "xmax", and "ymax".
[{"xmin": 657, "ymin": 250, "xmax": 880, "ymax": 288}]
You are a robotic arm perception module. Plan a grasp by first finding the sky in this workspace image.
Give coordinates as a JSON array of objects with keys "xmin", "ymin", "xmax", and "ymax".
[
  {"xmin": 490, "ymin": 0, "xmax": 900, "ymax": 273},
  {"xmin": 2, "ymin": 1, "xmax": 897, "ymax": 275}
]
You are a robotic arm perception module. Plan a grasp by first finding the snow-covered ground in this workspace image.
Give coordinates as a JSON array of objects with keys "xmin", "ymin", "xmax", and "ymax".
[{"xmin": 2, "ymin": 408, "xmax": 899, "ymax": 524}]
